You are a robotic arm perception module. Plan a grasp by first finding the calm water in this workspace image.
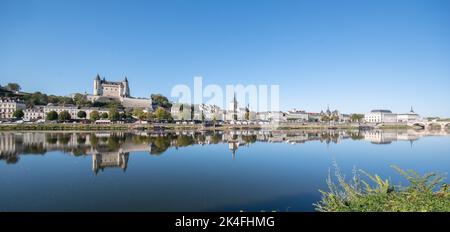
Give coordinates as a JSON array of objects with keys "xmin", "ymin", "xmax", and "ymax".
[{"xmin": 1, "ymin": 129, "xmax": 449, "ymax": 212}]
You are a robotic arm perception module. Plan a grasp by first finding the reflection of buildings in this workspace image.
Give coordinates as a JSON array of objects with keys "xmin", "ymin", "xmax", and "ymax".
[
  {"xmin": 1, "ymin": 130, "xmax": 450, "ymax": 168},
  {"xmin": 92, "ymin": 152, "xmax": 129, "ymax": 175},
  {"xmin": 363, "ymin": 130, "xmax": 421, "ymax": 144}
]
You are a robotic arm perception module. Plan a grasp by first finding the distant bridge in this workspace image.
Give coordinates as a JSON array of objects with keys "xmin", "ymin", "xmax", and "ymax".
[{"xmin": 407, "ymin": 120, "xmax": 450, "ymax": 131}]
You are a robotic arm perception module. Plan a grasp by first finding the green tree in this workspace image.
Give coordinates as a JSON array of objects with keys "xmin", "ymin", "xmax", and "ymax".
[
  {"xmin": 151, "ymin": 94, "xmax": 172, "ymax": 109},
  {"xmin": 46, "ymin": 111, "xmax": 58, "ymax": 121},
  {"xmin": 13, "ymin": 109, "xmax": 24, "ymax": 119},
  {"xmin": 5, "ymin": 83, "xmax": 21, "ymax": 92},
  {"xmin": 101, "ymin": 112, "xmax": 109, "ymax": 119},
  {"xmin": 201, "ymin": 111, "xmax": 205, "ymax": 122},
  {"xmin": 155, "ymin": 107, "xmax": 171, "ymax": 121},
  {"xmin": 351, "ymin": 114, "xmax": 364, "ymax": 123},
  {"xmin": 73, "ymin": 93, "xmax": 92, "ymax": 107},
  {"xmin": 132, "ymin": 108, "xmax": 145, "ymax": 120},
  {"xmin": 58, "ymin": 111, "xmax": 71, "ymax": 121},
  {"xmin": 320, "ymin": 115, "xmax": 330, "ymax": 122},
  {"xmin": 108, "ymin": 108, "xmax": 121, "ymax": 121},
  {"xmin": 90, "ymin": 110, "xmax": 100, "ymax": 121},
  {"xmin": 77, "ymin": 110, "xmax": 87, "ymax": 119}
]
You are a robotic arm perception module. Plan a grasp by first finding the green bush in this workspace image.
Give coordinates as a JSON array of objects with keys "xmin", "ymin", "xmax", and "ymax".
[{"xmin": 315, "ymin": 163, "xmax": 450, "ymax": 212}]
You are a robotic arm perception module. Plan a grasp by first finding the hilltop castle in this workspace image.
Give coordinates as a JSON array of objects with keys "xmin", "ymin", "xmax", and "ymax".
[
  {"xmin": 93, "ymin": 74, "xmax": 130, "ymax": 98},
  {"xmin": 87, "ymin": 74, "xmax": 152, "ymax": 109}
]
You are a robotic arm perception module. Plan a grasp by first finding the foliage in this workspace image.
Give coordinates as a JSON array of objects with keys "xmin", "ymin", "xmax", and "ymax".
[
  {"xmin": 73, "ymin": 93, "xmax": 92, "ymax": 107},
  {"xmin": 58, "ymin": 111, "xmax": 71, "ymax": 121},
  {"xmin": 101, "ymin": 112, "xmax": 109, "ymax": 119},
  {"xmin": 90, "ymin": 111, "xmax": 100, "ymax": 121},
  {"xmin": 151, "ymin": 94, "xmax": 172, "ymax": 109},
  {"xmin": 155, "ymin": 107, "xmax": 172, "ymax": 121},
  {"xmin": 108, "ymin": 107, "xmax": 121, "ymax": 121},
  {"xmin": 315, "ymin": 163, "xmax": 450, "ymax": 212},
  {"xmin": 350, "ymin": 114, "xmax": 364, "ymax": 123},
  {"xmin": 13, "ymin": 109, "xmax": 24, "ymax": 119},
  {"xmin": 77, "ymin": 110, "xmax": 87, "ymax": 119},
  {"xmin": 5, "ymin": 83, "xmax": 21, "ymax": 92},
  {"xmin": 46, "ymin": 111, "xmax": 58, "ymax": 121}
]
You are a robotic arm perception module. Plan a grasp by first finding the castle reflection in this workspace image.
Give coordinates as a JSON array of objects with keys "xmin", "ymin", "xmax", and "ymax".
[{"xmin": 1, "ymin": 129, "xmax": 449, "ymax": 174}]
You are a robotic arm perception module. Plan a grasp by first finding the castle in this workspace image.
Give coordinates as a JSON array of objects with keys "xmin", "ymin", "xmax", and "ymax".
[
  {"xmin": 93, "ymin": 74, "xmax": 130, "ymax": 98},
  {"xmin": 87, "ymin": 74, "xmax": 153, "ymax": 109}
]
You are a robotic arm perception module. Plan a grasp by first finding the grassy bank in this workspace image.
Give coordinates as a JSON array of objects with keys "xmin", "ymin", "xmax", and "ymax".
[
  {"xmin": 0, "ymin": 122, "xmax": 415, "ymax": 131},
  {"xmin": 0, "ymin": 123, "xmax": 130, "ymax": 131},
  {"xmin": 315, "ymin": 164, "xmax": 450, "ymax": 212}
]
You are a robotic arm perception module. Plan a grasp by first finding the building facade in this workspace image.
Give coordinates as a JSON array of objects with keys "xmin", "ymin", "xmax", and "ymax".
[
  {"xmin": 93, "ymin": 74, "xmax": 130, "ymax": 98},
  {"xmin": 23, "ymin": 106, "xmax": 45, "ymax": 121},
  {"xmin": 0, "ymin": 98, "xmax": 26, "ymax": 119},
  {"xmin": 286, "ymin": 109, "xmax": 309, "ymax": 122},
  {"xmin": 397, "ymin": 107, "xmax": 420, "ymax": 123},
  {"xmin": 365, "ymin": 110, "xmax": 398, "ymax": 123}
]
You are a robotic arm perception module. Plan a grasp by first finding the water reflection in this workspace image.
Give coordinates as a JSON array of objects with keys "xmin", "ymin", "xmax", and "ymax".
[{"xmin": 1, "ymin": 129, "xmax": 449, "ymax": 174}]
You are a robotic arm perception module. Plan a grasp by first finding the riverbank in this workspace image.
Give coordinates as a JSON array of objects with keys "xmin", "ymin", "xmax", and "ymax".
[
  {"xmin": 0, "ymin": 122, "xmax": 414, "ymax": 131},
  {"xmin": 315, "ymin": 165, "xmax": 450, "ymax": 212}
]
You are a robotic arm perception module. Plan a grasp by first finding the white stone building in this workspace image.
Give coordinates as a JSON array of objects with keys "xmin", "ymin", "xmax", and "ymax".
[
  {"xmin": 0, "ymin": 98, "xmax": 26, "ymax": 119},
  {"xmin": 365, "ymin": 110, "xmax": 398, "ymax": 123},
  {"xmin": 286, "ymin": 109, "xmax": 309, "ymax": 122},
  {"xmin": 397, "ymin": 107, "xmax": 420, "ymax": 123},
  {"xmin": 23, "ymin": 106, "xmax": 45, "ymax": 121}
]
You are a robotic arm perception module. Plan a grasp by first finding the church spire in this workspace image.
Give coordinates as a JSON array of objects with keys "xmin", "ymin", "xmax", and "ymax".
[{"xmin": 410, "ymin": 106, "xmax": 414, "ymax": 113}]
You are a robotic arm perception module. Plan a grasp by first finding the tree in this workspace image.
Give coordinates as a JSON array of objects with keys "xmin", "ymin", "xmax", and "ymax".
[
  {"xmin": 101, "ymin": 112, "xmax": 109, "ymax": 119},
  {"xmin": 108, "ymin": 108, "xmax": 120, "ymax": 121},
  {"xmin": 46, "ymin": 111, "xmax": 58, "ymax": 121},
  {"xmin": 351, "ymin": 114, "xmax": 364, "ymax": 123},
  {"xmin": 133, "ymin": 108, "xmax": 145, "ymax": 120},
  {"xmin": 90, "ymin": 110, "xmax": 100, "ymax": 121},
  {"xmin": 73, "ymin": 93, "xmax": 92, "ymax": 107},
  {"xmin": 151, "ymin": 94, "xmax": 172, "ymax": 109},
  {"xmin": 245, "ymin": 105, "xmax": 250, "ymax": 121},
  {"xmin": 201, "ymin": 111, "xmax": 205, "ymax": 122},
  {"xmin": 13, "ymin": 109, "xmax": 24, "ymax": 119},
  {"xmin": 58, "ymin": 111, "xmax": 71, "ymax": 121},
  {"xmin": 155, "ymin": 107, "xmax": 171, "ymax": 121},
  {"xmin": 77, "ymin": 111, "xmax": 87, "ymax": 119},
  {"xmin": 320, "ymin": 115, "xmax": 330, "ymax": 123},
  {"xmin": 5, "ymin": 83, "xmax": 21, "ymax": 92}
]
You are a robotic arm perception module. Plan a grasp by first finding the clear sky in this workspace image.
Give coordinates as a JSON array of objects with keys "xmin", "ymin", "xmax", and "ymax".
[{"xmin": 1, "ymin": 0, "xmax": 449, "ymax": 116}]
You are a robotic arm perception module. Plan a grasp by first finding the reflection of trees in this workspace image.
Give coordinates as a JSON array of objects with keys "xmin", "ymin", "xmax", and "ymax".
[
  {"xmin": 46, "ymin": 134, "xmax": 58, "ymax": 144},
  {"xmin": 150, "ymin": 136, "xmax": 172, "ymax": 155},
  {"xmin": 89, "ymin": 134, "xmax": 98, "ymax": 146},
  {"xmin": 5, "ymin": 155, "xmax": 19, "ymax": 164},
  {"xmin": 22, "ymin": 144, "xmax": 47, "ymax": 154},
  {"xmin": 77, "ymin": 136, "xmax": 86, "ymax": 145},
  {"xmin": 242, "ymin": 135, "xmax": 257, "ymax": 144},
  {"xmin": 58, "ymin": 134, "xmax": 71, "ymax": 145},
  {"xmin": 176, "ymin": 135, "xmax": 195, "ymax": 147},
  {"xmin": 210, "ymin": 134, "xmax": 222, "ymax": 144}
]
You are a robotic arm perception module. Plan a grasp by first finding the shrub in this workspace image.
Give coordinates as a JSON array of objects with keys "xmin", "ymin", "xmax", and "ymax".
[{"xmin": 315, "ymin": 163, "xmax": 450, "ymax": 212}]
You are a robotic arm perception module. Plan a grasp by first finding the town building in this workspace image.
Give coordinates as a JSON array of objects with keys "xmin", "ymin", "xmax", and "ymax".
[
  {"xmin": 364, "ymin": 110, "xmax": 398, "ymax": 123},
  {"xmin": 0, "ymin": 98, "xmax": 26, "ymax": 120},
  {"xmin": 43, "ymin": 104, "xmax": 111, "ymax": 120},
  {"xmin": 286, "ymin": 109, "xmax": 309, "ymax": 122},
  {"xmin": 397, "ymin": 107, "xmax": 420, "ymax": 123},
  {"xmin": 23, "ymin": 106, "xmax": 45, "ymax": 121}
]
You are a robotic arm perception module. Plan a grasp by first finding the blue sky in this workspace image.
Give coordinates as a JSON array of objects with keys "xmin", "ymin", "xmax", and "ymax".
[{"xmin": 1, "ymin": 0, "xmax": 449, "ymax": 116}]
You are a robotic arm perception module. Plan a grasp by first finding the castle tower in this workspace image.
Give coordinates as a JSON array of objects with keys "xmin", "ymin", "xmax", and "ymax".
[
  {"xmin": 122, "ymin": 77, "xmax": 130, "ymax": 97},
  {"xmin": 93, "ymin": 74, "xmax": 102, "ymax": 96}
]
